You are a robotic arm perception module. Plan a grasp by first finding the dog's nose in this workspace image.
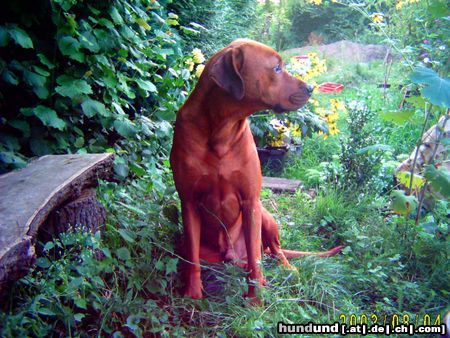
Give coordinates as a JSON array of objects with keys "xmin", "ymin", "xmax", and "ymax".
[{"xmin": 305, "ymin": 84, "xmax": 315, "ymax": 95}]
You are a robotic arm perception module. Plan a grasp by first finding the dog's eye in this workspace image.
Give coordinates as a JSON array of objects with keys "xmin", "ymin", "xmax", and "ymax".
[{"xmin": 274, "ymin": 64, "xmax": 282, "ymax": 74}]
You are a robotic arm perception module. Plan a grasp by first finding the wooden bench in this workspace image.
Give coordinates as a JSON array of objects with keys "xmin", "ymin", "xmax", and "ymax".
[{"xmin": 0, "ymin": 153, "xmax": 114, "ymax": 297}]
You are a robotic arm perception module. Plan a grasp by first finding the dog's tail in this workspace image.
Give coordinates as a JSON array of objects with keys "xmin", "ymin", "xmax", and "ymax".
[{"xmin": 281, "ymin": 245, "xmax": 344, "ymax": 259}]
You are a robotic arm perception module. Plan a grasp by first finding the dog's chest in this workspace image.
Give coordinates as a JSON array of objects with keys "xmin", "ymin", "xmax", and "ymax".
[{"xmin": 195, "ymin": 173, "xmax": 242, "ymax": 233}]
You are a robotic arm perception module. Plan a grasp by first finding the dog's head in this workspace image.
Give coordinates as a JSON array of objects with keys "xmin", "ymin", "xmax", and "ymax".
[{"xmin": 208, "ymin": 39, "xmax": 313, "ymax": 113}]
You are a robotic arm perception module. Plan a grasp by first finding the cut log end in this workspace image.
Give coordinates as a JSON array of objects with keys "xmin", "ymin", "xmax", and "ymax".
[{"xmin": 39, "ymin": 188, "xmax": 106, "ymax": 245}]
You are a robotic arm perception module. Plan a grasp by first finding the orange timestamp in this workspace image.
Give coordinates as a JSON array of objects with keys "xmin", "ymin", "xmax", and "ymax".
[{"xmin": 339, "ymin": 313, "xmax": 441, "ymax": 327}]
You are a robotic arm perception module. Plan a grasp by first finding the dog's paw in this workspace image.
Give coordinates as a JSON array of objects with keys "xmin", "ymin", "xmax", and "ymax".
[
  {"xmin": 183, "ymin": 285, "xmax": 203, "ymax": 299},
  {"xmin": 283, "ymin": 262, "xmax": 297, "ymax": 271},
  {"xmin": 245, "ymin": 295, "xmax": 264, "ymax": 307}
]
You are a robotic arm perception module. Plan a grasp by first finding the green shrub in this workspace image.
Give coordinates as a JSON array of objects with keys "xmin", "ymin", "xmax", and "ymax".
[
  {"xmin": 169, "ymin": 0, "xmax": 258, "ymax": 56},
  {"xmin": 0, "ymin": 0, "xmax": 191, "ymax": 175}
]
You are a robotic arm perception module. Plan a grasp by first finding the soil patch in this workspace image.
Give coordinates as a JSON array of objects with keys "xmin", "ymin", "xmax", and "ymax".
[{"xmin": 284, "ymin": 40, "xmax": 395, "ymax": 62}]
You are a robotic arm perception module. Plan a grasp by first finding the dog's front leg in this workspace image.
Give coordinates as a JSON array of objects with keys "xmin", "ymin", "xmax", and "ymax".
[
  {"xmin": 181, "ymin": 200, "xmax": 203, "ymax": 299},
  {"xmin": 242, "ymin": 199, "xmax": 264, "ymax": 303}
]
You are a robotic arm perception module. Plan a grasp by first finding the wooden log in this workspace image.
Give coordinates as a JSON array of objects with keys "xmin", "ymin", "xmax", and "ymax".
[
  {"xmin": 40, "ymin": 188, "xmax": 107, "ymax": 245},
  {"xmin": 262, "ymin": 176, "xmax": 302, "ymax": 193},
  {"xmin": 0, "ymin": 153, "xmax": 113, "ymax": 296}
]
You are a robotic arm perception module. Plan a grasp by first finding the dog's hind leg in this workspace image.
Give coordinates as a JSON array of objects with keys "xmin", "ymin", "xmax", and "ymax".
[
  {"xmin": 261, "ymin": 207, "xmax": 295, "ymax": 269},
  {"xmin": 261, "ymin": 206, "xmax": 343, "ymax": 264}
]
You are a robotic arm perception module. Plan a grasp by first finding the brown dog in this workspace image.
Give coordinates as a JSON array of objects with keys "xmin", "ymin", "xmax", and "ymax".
[{"xmin": 170, "ymin": 39, "xmax": 342, "ymax": 302}]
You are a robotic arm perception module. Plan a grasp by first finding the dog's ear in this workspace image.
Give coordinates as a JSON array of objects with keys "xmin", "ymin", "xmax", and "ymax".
[{"xmin": 209, "ymin": 47, "xmax": 244, "ymax": 101}]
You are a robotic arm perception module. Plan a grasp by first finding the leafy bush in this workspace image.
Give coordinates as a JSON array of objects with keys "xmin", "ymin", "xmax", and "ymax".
[
  {"xmin": 254, "ymin": 0, "xmax": 380, "ymax": 49},
  {"xmin": 339, "ymin": 100, "xmax": 388, "ymax": 190},
  {"xmin": 0, "ymin": 0, "xmax": 192, "ymax": 175},
  {"xmin": 169, "ymin": 0, "xmax": 258, "ymax": 56}
]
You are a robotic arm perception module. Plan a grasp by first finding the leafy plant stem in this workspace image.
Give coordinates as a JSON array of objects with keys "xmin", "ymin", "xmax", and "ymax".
[{"xmin": 408, "ymin": 102, "xmax": 431, "ymax": 194}]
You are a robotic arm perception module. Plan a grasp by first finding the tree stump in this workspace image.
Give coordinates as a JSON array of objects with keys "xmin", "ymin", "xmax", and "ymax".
[
  {"xmin": 0, "ymin": 153, "xmax": 114, "ymax": 299},
  {"xmin": 40, "ymin": 188, "xmax": 107, "ymax": 245}
]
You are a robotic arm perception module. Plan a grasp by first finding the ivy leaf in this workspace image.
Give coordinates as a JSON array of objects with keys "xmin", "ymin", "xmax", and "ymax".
[
  {"xmin": 424, "ymin": 165, "xmax": 450, "ymax": 198},
  {"xmin": 0, "ymin": 26, "xmax": 10, "ymax": 47},
  {"xmin": 98, "ymin": 18, "xmax": 114, "ymax": 29},
  {"xmin": 380, "ymin": 110, "xmax": 415, "ymax": 124},
  {"xmin": 37, "ymin": 53, "xmax": 55, "ymax": 69},
  {"xmin": 81, "ymin": 99, "xmax": 109, "ymax": 117},
  {"xmin": 79, "ymin": 31, "xmax": 100, "ymax": 53},
  {"xmin": 0, "ymin": 150, "xmax": 27, "ymax": 167},
  {"xmin": 390, "ymin": 190, "xmax": 417, "ymax": 216},
  {"xmin": 1, "ymin": 69, "xmax": 19, "ymax": 85},
  {"xmin": 34, "ymin": 105, "xmax": 67, "ymax": 130},
  {"xmin": 110, "ymin": 7, "xmax": 124, "ymax": 25},
  {"xmin": 165, "ymin": 258, "xmax": 178, "ymax": 274},
  {"xmin": 8, "ymin": 119, "xmax": 31, "ymax": 136},
  {"xmin": 116, "ymin": 247, "xmax": 131, "ymax": 261},
  {"xmin": 74, "ymin": 137, "xmax": 84, "ymax": 148},
  {"xmin": 410, "ymin": 66, "xmax": 450, "ymax": 108},
  {"xmin": 181, "ymin": 26, "xmax": 200, "ymax": 35},
  {"xmin": 114, "ymin": 119, "xmax": 137, "ymax": 138},
  {"xmin": 56, "ymin": 75, "xmax": 92, "ymax": 98},
  {"xmin": 23, "ymin": 70, "xmax": 49, "ymax": 98},
  {"xmin": 8, "ymin": 26, "xmax": 33, "ymax": 49},
  {"xmin": 32, "ymin": 66, "xmax": 50, "ymax": 77},
  {"xmin": 155, "ymin": 121, "xmax": 172, "ymax": 137},
  {"xmin": 58, "ymin": 36, "xmax": 85, "ymax": 62},
  {"xmin": 74, "ymin": 313, "xmax": 86, "ymax": 322},
  {"xmin": 117, "ymin": 229, "xmax": 136, "ymax": 243},
  {"xmin": 114, "ymin": 162, "xmax": 129, "ymax": 178},
  {"xmin": 136, "ymin": 18, "xmax": 151, "ymax": 30},
  {"xmin": 30, "ymin": 137, "xmax": 52, "ymax": 156},
  {"xmin": 135, "ymin": 78, "xmax": 157, "ymax": 93}
]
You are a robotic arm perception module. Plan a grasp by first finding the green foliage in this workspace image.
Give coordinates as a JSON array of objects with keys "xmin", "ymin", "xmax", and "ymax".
[
  {"xmin": 410, "ymin": 66, "xmax": 450, "ymax": 108},
  {"xmin": 380, "ymin": 110, "xmax": 415, "ymax": 124},
  {"xmin": 282, "ymin": 133, "xmax": 341, "ymax": 187},
  {"xmin": 424, "ymin": 165, "xmax": 450, "ymax": 199},
  {"xmin": 0, "ymin": 0, "xmax": 192, "ymax": 174},
  {"xmin": 255, "ymin": 0, "xmax": 378, "ymax": 49},
  {"xmin": 390, "ymin": 189, "xmax": 418, "ymax": 216},
  {"xmin": 169, "ymin": 0, "xmax": 258, "ymax": 56},
  {"xmin": 339, "ymin": 101, "xmax": 383, "ymax": 189}
]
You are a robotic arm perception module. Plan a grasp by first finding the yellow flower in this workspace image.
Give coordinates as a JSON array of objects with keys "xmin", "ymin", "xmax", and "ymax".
[
  {"xmin": 326, "ymin": 112, "xmax": 339, "ymax": 124},
  {"xmin": 192, "ymin": 48, "xmax": 205, "ymax": 64},
  {"xmin": 371, "ymin": 13, "xmax": 384, "ymax": 24},
  {"xmin": 291, "ymin": 124, "xmax": 302, "ymax": 138},
  {"xmin": 275, "ymin": 125, "xmax": 288, "ymax": 135},
  {"xmin": 329, "ymin": 124, "xmax": 339, "ymax": 136},
  {"xmin": 330, "ymin": 99, "xmax": 346, "ymax": 112},
  {"xmin": 316, "ymin": 107, "xmax": 327, "ymax": 117},
  {"xmin": 396, "ymin": 0, "xmax": 420, "ymax": 10},
  {"xmin": 185, "ymin": 59, "xmax": 194, "ymax": 72},
  {"xmin": 195, "ymin": 64, "xmax": 205, "ymax": 77}
]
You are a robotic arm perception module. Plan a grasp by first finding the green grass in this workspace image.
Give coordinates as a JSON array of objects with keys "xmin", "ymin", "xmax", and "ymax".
[{"xmin": 1, "ymin": 182, "xmax": 447, "ymax": 337}]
